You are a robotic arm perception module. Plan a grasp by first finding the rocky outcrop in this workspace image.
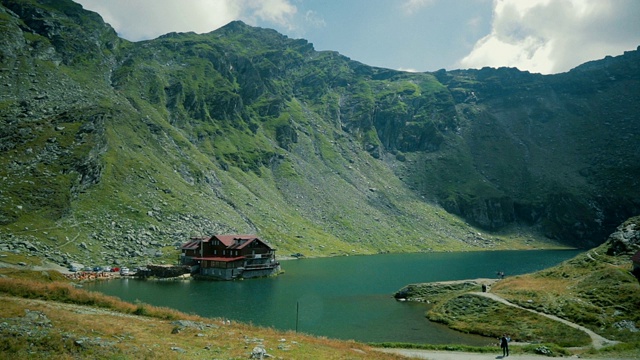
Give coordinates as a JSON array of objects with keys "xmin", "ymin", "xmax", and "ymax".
[
  {"xmin": 394, "ymin": 279, "xmax": 496, "ymax": 303},
  {"xmin": 605, "ymin": 216, "xmax": 640, "ymax": 256},
  {"xmin": 442, "ymin": 196, "xmax": 515, "ymax": 230},
  {"xmin": 141, "ymin": 265, "xmax": 191, "ymax": 278}
]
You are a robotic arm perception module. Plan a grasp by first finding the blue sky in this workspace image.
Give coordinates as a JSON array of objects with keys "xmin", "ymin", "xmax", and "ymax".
[
  {"xmin": 285, "ymin": 0, "xmax": 493, "ymax": 72},
  {"xmin": 75, "ymin": 0, "xmax": 640, "ymax": 74}
]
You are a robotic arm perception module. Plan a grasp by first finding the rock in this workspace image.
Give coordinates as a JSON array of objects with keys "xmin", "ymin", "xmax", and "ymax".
[
  {"xmin": 606, "ymin": 221, "xmax": 640, "ymax": 256},
  {"xmin": 250, "ymin": 346, "xmax": 267, "ymax": 359},
  {"xmin": 613, "ymin": 320, "xmax": 639, "ymax": 332},
  {"xmin": 24, "ymin": 310, "xmax": 52, "ymax": 327},
  {"xmin": 22, "ymin": 241, "xmax": 38, "ymax": 252},
  {"xmin": 170, "ymin": 319, "xmax": 213, "ymax": 331}
]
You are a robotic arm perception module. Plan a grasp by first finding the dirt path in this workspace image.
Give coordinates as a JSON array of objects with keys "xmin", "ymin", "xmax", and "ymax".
[
  {"xmin": 379, "ymin": 279, "xmax": 623, "ymax": 359},
  {"xmin": 376, "ymin": 348, "xmax": 560, "ymax": 360},
  {"xmin": 376, "ymin": 348, "xmax": 636, "ymax": 360},
  {"xmin": 471, "ymin": 291, "xmax": 617, "ymax": 349}
]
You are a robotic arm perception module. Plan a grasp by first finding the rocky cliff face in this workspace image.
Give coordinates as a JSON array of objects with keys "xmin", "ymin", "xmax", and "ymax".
[
  {"xmin": 424, "ymin": 53, "xmax": 640, "ymax": 246},
  {"xmin": 0, "ymin": 0, "xmax": 639, "ymax": 267},
  {"xmin": 606, "ymin": 216, "xmax": 640, "ymax": 257}
]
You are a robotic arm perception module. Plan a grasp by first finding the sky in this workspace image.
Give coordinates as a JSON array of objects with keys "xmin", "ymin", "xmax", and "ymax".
[{"xmin": 74, "ymin": 0, "xmax": 640, "ymax": 75}]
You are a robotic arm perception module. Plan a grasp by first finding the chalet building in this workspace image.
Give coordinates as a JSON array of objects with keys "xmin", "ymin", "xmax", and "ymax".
[{"xmin": 180, "ymin": 234, "xmax": 280, "ymax": 280}]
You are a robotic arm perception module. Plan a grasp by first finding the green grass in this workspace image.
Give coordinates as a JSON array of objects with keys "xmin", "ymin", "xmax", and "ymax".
[
  {"xmin": 492, "ymin": 249, "xmax": 640, "ymax": 343},
  {"xmin": 427, "ymin": 293, "xmax": 592, "ymax": 347},
  {"xmin": 586, "ymin": 341, "xmax": 640, "ymax": 359},
  {"xmin": 0, "ymin": 267, "xmax": 66, "ymax": 282}
]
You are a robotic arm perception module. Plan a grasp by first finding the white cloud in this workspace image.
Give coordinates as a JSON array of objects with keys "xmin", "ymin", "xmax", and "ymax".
[
  {"xmin": 240, "ymin": 0, "xmax": 297, "ymax": 30},
  {"xmin": 76, "ymin": 0, "xmax": 297, "ymax": 41},
  {"xmin": 459, "ymin": 0, "xmax": 640, "ymax": 74},
  {"xmin": 401, "ymin": 0, "xmax": 435, "ymax": 15},
  {"xmin": 304, "ymin": 10, "xmax": 326, "ymax": 28}
]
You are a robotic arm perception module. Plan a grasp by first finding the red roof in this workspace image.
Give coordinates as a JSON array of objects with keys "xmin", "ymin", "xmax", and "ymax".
[
  {"xmin": 182, "ymin": 234, "xmax": 276, "ymax": 257},
  {"xmin": 213, "ymin": 234, "xmax": 256, "ymax": 246},
  {"xmin": 180, "ymin": 240, "xmax": 201, "ymax": 250},
  {"xmin": 212, "ymin": 234, "xmax": 274, "ymax": 250},
  {"xmin": 193, "ymin": 256, "xmax": 245, "ymax": 262}
]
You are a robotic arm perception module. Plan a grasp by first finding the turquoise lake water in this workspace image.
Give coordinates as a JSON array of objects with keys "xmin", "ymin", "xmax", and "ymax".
[{"xmin": 86, "ymin": 249, "xmax": 582, "ymax": 345}]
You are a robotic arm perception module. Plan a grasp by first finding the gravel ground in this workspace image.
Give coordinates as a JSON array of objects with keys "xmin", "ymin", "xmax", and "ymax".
[{"xmin": 376, "ymin": 348, "xmax": 637, "ymax": 360}]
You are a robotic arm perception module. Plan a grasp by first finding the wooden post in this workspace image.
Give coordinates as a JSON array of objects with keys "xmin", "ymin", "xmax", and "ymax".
[{"xmin": 295, "ymin": 301, "xmax": 299, "ymax": 332}]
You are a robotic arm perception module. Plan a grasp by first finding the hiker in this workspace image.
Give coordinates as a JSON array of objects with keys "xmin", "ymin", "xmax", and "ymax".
[{"xmin": 500, "ymin": 334, "xmax": 510, "ymax": 357}]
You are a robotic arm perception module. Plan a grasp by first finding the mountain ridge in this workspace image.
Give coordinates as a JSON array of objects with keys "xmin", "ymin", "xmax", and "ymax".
[{"xmin": 1, "ymin": 0, "xmax": 639, "ymax": 268}]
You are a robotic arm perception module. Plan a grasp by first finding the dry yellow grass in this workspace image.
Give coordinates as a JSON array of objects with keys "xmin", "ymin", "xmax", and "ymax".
[
  {"xmin": 1, "ymin": 295, "xmax": 407, "ymax": 359},
  {"xmin": 0, "ymin": 275, "xmax": 407, "ymax": 359}
]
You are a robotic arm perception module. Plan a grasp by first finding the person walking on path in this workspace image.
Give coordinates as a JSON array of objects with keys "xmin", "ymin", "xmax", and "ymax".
[{"xmin": 500, "ymin": 334, "xmax": 510, "ymax": 357}]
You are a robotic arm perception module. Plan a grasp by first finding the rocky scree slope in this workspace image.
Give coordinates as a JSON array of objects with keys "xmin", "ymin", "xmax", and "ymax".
[{"xmin": 0, "ymin": 0, "xmax": 639, "ymax": 268}]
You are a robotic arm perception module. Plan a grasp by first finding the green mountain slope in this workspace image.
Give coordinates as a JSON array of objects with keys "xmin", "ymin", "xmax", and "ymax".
[{"xmin": 1, "ymin": 0, "xmax": 638, "ymax": 268}]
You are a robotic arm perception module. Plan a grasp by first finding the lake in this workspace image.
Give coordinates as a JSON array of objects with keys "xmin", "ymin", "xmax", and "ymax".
[{"xmin": 86, "ymin": 249, "xmax": 582, "ymax": 345}]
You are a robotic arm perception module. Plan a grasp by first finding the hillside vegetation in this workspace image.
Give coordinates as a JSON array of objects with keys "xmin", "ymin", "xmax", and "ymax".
[
  {"xmin": 0, "ymin": 0, "xmax": 639, "ymax": 269},
  {"xmin": 395, "ymin": 216, "xmax": 640, "ymax": 358},
  {"xmin": 491, "ymin": 216, "xmax": 640, "ymax": 344}
]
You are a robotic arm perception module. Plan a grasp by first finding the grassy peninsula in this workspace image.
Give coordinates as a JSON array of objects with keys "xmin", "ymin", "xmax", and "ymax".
[{"xmin": 394, "ymin": 216, "xmax": 640, "ymax": 358}]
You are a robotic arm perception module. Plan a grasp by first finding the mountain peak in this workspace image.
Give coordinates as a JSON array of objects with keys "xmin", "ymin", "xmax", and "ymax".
[{"xmin": 221, "ymin": 20, "xmax": 249, "ymax": 30}]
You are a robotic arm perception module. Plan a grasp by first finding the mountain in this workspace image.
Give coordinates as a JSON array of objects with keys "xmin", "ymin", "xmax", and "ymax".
[{"xmin": 1, "ymin": 0, "xmax": 639, "ymax": 268}]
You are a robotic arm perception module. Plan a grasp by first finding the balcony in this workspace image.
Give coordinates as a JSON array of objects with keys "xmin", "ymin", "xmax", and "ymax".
[{"xmin": 244, "ymin": 252, "xmax": 274, "ymax": 260}]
